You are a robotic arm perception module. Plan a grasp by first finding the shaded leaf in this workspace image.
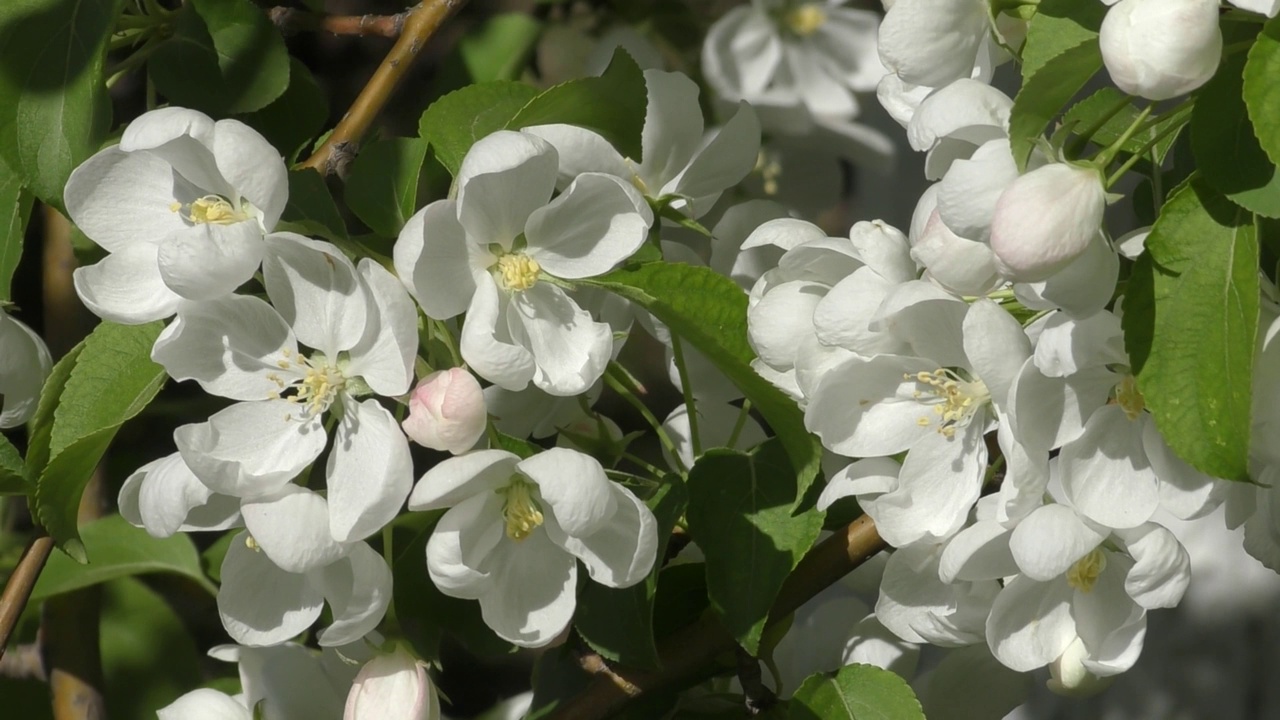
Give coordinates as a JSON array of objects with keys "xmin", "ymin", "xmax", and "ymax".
[
  {"xmin": 419, "ymin": 81, "xmax": 539, "ymax": 177},
  {"xmin": 789, "ymin": 664, "xmax": 924, "ymax": 720},
  {"xmin": 1194, "ymin": 50, "xmax": 1280, "ymax": 217},
  {"xmin": 345, "ymin": 135, "xmax": 429, "ymax": 237}
]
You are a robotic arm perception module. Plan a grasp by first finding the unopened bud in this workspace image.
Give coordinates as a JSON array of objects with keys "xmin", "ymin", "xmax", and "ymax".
[
  {"xmin": 402, "ymin": 368, "xmax": 486, "ymax": 454},
  {"xmin": 344, "ymin": 646, "xmax": 440, "ymax": 720},
  {"xmin": 1099, "ymin": 0, "xmax": 1222, "ymax": 101},
  {"xmin": 989, "ymin": 163, "xmax": 1106, "ymax": 283}
]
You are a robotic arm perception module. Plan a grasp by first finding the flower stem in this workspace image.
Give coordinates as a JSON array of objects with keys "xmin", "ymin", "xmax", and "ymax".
[
  {"xmin": 669, "ymin": 336, "xmax": 701, "ymax": 458},
  {"xmin": 1092, "ymin": 104, "xmax": 1152, "ymax": 170},
  {"xmin": 604, "ymin": 362, "xmax": 687, "ymax": 476}
]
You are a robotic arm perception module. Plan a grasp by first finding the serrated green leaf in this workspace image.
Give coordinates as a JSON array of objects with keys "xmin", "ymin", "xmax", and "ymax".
[
  {"xmin": 461, "ymin": 13, "xmax": 542, "ymax": 82},
  {"xmin": 24, "ymin": 341, "xmax": 85, "ymax": 479},
  {"xmin": 0, "ymin": 157, "xmax": 32, "ymax": 302},
  {"xmin": 30, "ymin": 514, "xmax": 217, "ymax": 600},
  {"xmin": 419, "ymin": 81, "xmax": 540, "ymax": 177},
  {"xmin": 1021, "ymin": 0, "xmax": 1108, "ymax": 80},
  {"xmin": 280, "ymin": 169, "xmax": 347, "ymax": 241},
  {"xmin": 1198, "ymin": 49, "xmax": 1280, "ymax": 217},
  {"xmin": 584, "ymin": 261, "xmax": 823, "ymax": 500},
  {"xmin": 507, "ymin": 47, "xmax": 646, "ymax": 163},
  {"xmin": 35, "ymin": 321, "xmax": 168, "ymax": 558},
  {"xmin": 238, "ymin": 58, "xmax": 327, "ymax": 163},
  {"xmin": 0, "ymin": 0, "xmax": 124, "ymax": 211},
  {"xmin": 1123, "ymin": 176, "xmax": 1257, "ymax": 482},
  {"xmin": 345, "ymin": 135, "xmax": 429, "ymax": 237},
  {"xmin": 576, "ymin": 479, "xmax": 687, "ymax": 670},
  {"xmin": 100, "ymin": 577, "xmax": 205, "ymax": 717},
  {"xmin": 789, "ymin": 664, "xmax": 924, "ymax": 720},
  {"xmin": 685, "ymin": 441, "xmax": 824, "ymax": 654},
  {"xmin": 490, "ymin": 427, "xmax": 540, "ymax": 458},
  {"xmin": 1063, "ymin": 88, "xmax": 1186, "ymax": 166},
  {"xmin": 0, "ymin": 433, "xmax": 27, "ymax": 495},
  {"xmin": 1010, "ymin": 41, "xmax": 1103, "ymax": 169},
  {"xmin": 1245, "ymin": 16, "xmax": 1280, "ymax": 168},
  {"xmin": 148, "ymin": 0, "xmax": 290, "ymax": 115}
]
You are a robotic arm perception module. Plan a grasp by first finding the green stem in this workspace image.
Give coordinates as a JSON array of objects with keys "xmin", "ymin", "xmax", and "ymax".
[
  {"xmin": 1105, "ymin": 109, "xmax": 1192, "ymax": 188},
  {"xmin": 430, "ymin": 318, "xmax": 464, "ymax": 367},
  {"xmin": 1065, "ymin": 92, "xmax": 1133, "ymax": 158},
  {"xmin": 725, "ymin": 399, "xmax": 752, "ymax": 450},
  {"xmin": 1093, "ymin": 104, "xmax": 1153, "ymax": 169},
  {"xmin": 670, "ymin": 336, "xmax": 701, "ymax": 459},
  {"xmin": 382, "ymin": 525, "xmax": 395, "ymax": 566},
  {"xmin": 604, "ymin": 362, "xmax": 687, "ymax": 476},
  {"xmin": 105, "ymin": 35, "xmax": 164, "ymax": 87}
]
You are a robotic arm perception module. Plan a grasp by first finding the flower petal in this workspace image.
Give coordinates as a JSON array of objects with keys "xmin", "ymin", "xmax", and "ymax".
[
  {"xmin": 1009, "ymin": 504, "xmax": 1106, "ymax": 581},
  {"xmin": 73, "ymin": 244, "xmax": 182, "ymax": 324},
  {"xmin": 456, "ymin": 130, "xmax": 557, "ymax": 247},
  {"xmin": 211, "ymin": 118, "xmax": 289, "ymax": 230},
  {"xmin": 521, "ymin": 124, "xmax": 630, "ymax": 188},
  {"xmin": 518, "ymin": 448, "xmax": 616, "ymax": 537},
  {"xmin": 1059, "ymin": 407, "xmax": 1159, "ymax": 529},
  {"xmin": 156, "ymin": 221, "xmax": 264, "ymax": 300},
  {"xmin": 394, "ymin": 199, "xmax": 477, "ymax": 320},
  {"xmin": 425, "ymin": 491, "xmax": 506, "ymax": 598},
  {"xmin": 546, "ymin": 482, "xmax": 657, "ymax": 588},
  {"xmin": 345, "ymin": 259, "xmax": 417, "ymax": 397},
  {"xmin": 175, "ymin": 400, "xmax": 327, "ymax": 498},
  {"xmin": 64, "ymin": 146, "xmax": 190, "ymax": 253},
  {"xmin": 478, "ymin": 529, "xmax": 578, "ymax": 647},
  {"xmin": 985, "ymin": 575, "xmax": 1076, "ymax": 672},
  {"xmin": 507, "ymin": 283, "xmax": 612, "ymax": 396},
  {"xmin": 315, "ymin": 542, "xmax": 393, "ymax": 646},
  {"xmin": 460, "ymin": 276, "xmax": 536, "ymax": 391},
  {"xmin": 241, "ymin": 486, "xmax": 348, "ymax": 573},
  {"xmin": 525, "ymin": 173, "xmax": 650, "ymax": 279},
  {"xmin": 408, "ymin": 449, "xmax": 521, "ymax": 511},
  {"xmin": 262, "ymin": 233, "xmax": 367, "ymax": 357},
  {"xmin": 326, "ymin": 399, "xmax": 413, "ymax": 543},
  {"xmin": 670, "ymin": 101, "xmax": 762, "ymax": 204},
  {"xmin": 218, "ymin": 533, "xmax": 324, "ymax": 647},
  {"xmin": 125, "ymin": 452, "xmax": 241, "ymax": 537},
  {"xmin": 1114, "ymin": 522, "xmax": 1190, "ymax": 609}
]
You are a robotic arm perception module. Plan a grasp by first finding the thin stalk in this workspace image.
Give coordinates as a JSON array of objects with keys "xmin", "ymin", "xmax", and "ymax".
[
  {"xmin": 604, "ymin": 363, "xmax": 686, "ymax": 476},
  {"xmin": 669, "ymin": 336, "xmax": 701, "ymax": 458}
]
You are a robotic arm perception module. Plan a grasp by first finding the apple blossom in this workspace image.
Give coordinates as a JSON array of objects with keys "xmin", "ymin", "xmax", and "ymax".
[
  {"xmin": 394, "ymin": 130, "xmax": 651, "ymax": 396},
  {"xmin": 878, "ymin": 0, "xmax": 990, "ymax": 88},
  {"xmin": 989, "ymin": 163, "xmax": 1107, "ymax": 282},
  {"xmin": 0, "ymin": 309, "xmax": 51, "ymax": 429},
  {"xmin": 117, "ymin": 452, "xmax": 241, "ymax": 538},
  {"xmin": 1099, "ymin": 0, "xmax": 1222, "ymax": 101},
  {"xmin": 65, "ymin": 106, "xmax": 288, "ymax": 323},
  {"xmin": 407, "ymin": 447, "xmax": 658, "ymax": 647},
  {"xmin": 403, "ymin": 368, "xmax": 487, "ymax": 455},
  {"xmin": 344, "ymin": 645, "xmax": 441, "ymax": 720}
]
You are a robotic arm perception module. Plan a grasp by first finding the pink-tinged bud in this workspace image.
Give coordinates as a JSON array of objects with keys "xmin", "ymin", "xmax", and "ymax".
[
  {"xmin": 402, "ymin": 368, "xmax": 486, "ymax": 454},
  {"xmin": 1099, "ymin": 0, "xmax": 1222, "ymax": 101},
  {"xmin": 989, "ymin": 163, "xmax": 1106, "ymax": 283},
  {"xmin": 344, "ymin": 646, "xmax": 440, "ymax": 720}
]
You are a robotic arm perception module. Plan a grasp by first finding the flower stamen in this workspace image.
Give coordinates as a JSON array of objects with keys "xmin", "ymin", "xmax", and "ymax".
[
  {"xmin": 493, "ymin": 253, "xmax": 542, "ymax": 292},
  {"xmin": 171, "ymin": 195, "xmax": 249, "ymax": 225},
  {"xmin": 1066, "ymin": 548, "xmax": 1107, "ymax": 593},
  {"xmin": 1113, "ymin": 375, "xmax": 1145, "ymax": 421},
  {"xmin": 906, "ymin": 369, "xmax": 990, "ymax": 439},
  {"xmin": 784, "ymin": 4, "xmax": 827, "ymax": 37},
  {"xmin": 498, "ymin": 477, "xmax": 545, "ymax": 541}
]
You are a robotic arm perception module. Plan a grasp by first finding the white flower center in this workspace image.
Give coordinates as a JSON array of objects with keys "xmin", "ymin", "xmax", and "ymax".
[
  {"xmin": 784, "ymin": 4, "xmax": 827, "ymax": 36},
  {"xmin": 493, "ymin": 252, "xmax": 542, "ymax": 292},
  {"xmin": 170, "ymin": 194, "xmax": 251, "ymax": 225},
  {"xmin": 1112, "ymin": 375, "xmax": 1145, "ymax": 421},
  {"xmin": 907, "ymin": 369, "xmax": 991, "ymax": 439},
  {"xmin": 268, "ymin": 348, "xmax": 347, "ymax": 418},
  {"xmin": 497, "ymin": 477, "xmax": 545, "ymax": 541},
  {"xmin": 1066, "ymin": 548, "xmax": 1107, "ymax": 593}
]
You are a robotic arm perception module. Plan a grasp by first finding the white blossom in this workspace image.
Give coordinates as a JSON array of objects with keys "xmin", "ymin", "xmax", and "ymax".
[
  {"xmin": 1099, "ymin": 0, "xmax": 1223, "ymax": 101},
  {"xmin": 0, "ymin": 310, "xmax": 51, "ymax": 428}
]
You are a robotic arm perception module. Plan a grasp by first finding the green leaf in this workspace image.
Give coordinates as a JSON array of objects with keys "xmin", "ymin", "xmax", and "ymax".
[
  {"xmin": 0, "ymin": 157, "xmax": 32, "ymax": 302},
  {"xmin": 24, "ymin": 341, "xmax": 85, "ymax": 479},
  {"xmin": 148, "ymin": 0, "xmax": 290, "ymax": 115},
  {"xmin": 789, "ymin": 664, "xmax": 924, "ymax": 720},
  {"xmin": 584, "ymin": 261, "xmax": 823, "ymax": 500},
  {"xmin": 100, "ymin": 577, "xmax": 205, "ymax": 717},
  {"xmin": 685, "ymin": 440, "xmax": 824, "ymax": 654},
  {"xmin": 0, "ymin": 433, "xmax": 27, "ymax": 495},
  {"xmin": 1010, "ymin": 41, "xmax": 1103, "ymax": 170},
  {"xmin": 238, "ymin": 58, "xmax": 327, "ymax": 163},
  {"xmin": 280, "ymin": 169, "xmax": 347, "ymax": 241},
  {"xmin": 419, "ymin": 81, "xmax": 539, "ymax": 177},
  {"xmin": 345, "ymin": 135, "xmax": 429, "ymax": 237},
  {"xmin": 0, "ymin": 0, "xmax": 124, "ymax": 211},
  {"xmin": 34, "ymin": 321, "xmax": 168, "ymax": 559},
  {"xmin": 507, "ymin": 47, "xmax": 646, "ymax": 163},
  {"xmin": 1063, "ymin": 88, "xmax": 1185, "ymax": 166},
  {"xmin": 575, "ymin": 479, "xmax": 687, "ymax": 670},
  {"xmin": 30, "ymin": 514, "xmax": 217, "ymax": 600},
  {"xmin": 1020, "ymin": 0, "xmax": 1108, "ymax": 80},
  {"xmin": 1123, "ymin": 176, "xmax": 1258, "ymax": 482},
  {"xmin": 490, "ymin": 428, "xmax": 540, "ymax": 459},
  {"xmin": 461, "ymin": 13, "xmax": 543, "ymax": 82},
  {"xmin": 1245, "ymin": 16, "xmax": 1280, "ymax": 168},
  {"xmin": 1194, "ymin": 51, "xmax": 1280, "ymax": 218}
]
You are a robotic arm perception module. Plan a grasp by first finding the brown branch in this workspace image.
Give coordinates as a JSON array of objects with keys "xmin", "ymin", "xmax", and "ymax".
[
  {"xmin": 298, "ymin": 0, "xmax": 470, "ymax": 177},
  {"xmin": 269, "ymin": 7, "xmax": 409, "ymax": 38},
  {"xmin": 0, "ymin": 536, "xmax": 55, "ymax": 661},
  {"xmin": 548, "ymin": 514, "xmax": 887, "ymax": 720}
]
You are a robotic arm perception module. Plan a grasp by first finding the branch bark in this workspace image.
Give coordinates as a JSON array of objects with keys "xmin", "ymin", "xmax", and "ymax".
[
  {"xmin": 298, "ymin": 0, "xmax": 470, "ymax": 177},
  {"xmin": 0, "ymin": 536, "xmax": 55, "ymax": 661},
  {"xmin": 547, "ymin": 514, "xmax": 887, "ymax": 720},
  {"xmin": 269, "ymin": 7, "xmax": 409, "ymax": 38}
]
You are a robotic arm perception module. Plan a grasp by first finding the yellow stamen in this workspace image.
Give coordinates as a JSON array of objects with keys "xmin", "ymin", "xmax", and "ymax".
[
  {"xmin": 171, "ymin": 194, "xmax": 249, "ymax": 225},
  {"xmin": 494, "ymin": 253, "xmax": 542, "ymax": 292},
  {"xmin": 785, "ymin": 4, "xmax": 827, "ymax": 37},
  {"xmin": 498, "ymin": 478, "xmax": 545, "ymax": 541},
  {"xmin": 905, "ymin": 369, "xmax": 990, "ymax": 439},
  {"xmin": 1113, "ymin": 375, "xmax": 1145, "ymax": 421},
  {"xmin": 1066, "ymin": 548, "xmax": 1107, "ymax": 593}
]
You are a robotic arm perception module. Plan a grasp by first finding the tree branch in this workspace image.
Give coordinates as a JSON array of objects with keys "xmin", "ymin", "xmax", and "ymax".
[
  {"xmin": 269, "ymin": 7, "xmax": 409, "ymax": 38},
  {"xmin": 0, "ymin": 536, "xmax": 55, "ymax": 661},
  {"xmin": 298, "ymin": 0, "xmax": 470, "ymax": 177},
  {"xmin": 547, "ymin": 514, "xmax": 887, "ymax": 720}
]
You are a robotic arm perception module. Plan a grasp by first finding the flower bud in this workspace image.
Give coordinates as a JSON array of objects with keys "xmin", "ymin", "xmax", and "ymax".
[
  {"xmin": 989, "ymin": 163, "xmax": 1106, "ymax": 282},
  {"xmin": 1047, "ymin": 638, "xmax": 1116, "ymax": 698},
  {"xmin": 344, "ymin": 646, "xmax": 440, "ymax": 720},
  {"xmin": 402, "ymin": 368, "xmax": 486, "ymax": 454},
  {"xmin": 1099, "ymin": 0, "xmax": 1222, "ymax": 101}
]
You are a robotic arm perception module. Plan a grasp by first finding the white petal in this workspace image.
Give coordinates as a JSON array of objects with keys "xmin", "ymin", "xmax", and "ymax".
[
  {"xmin": 880, "ymin": 0, "xmax": 989, "ymax": 87},
  {"xmin": 262, "ymin": 233, "xmax": 367, "ymax": 357},
  {"xmin": 519, "ymin": 448, "xmax": 616, "ymax": 537},
  {"xmin": 1014, "ymin": 233, "xmax": 1119, "ymax": 318},
  {"xmin": 218, "ymin": 533, "xmax": 324, "ymax": 647},
  {"xmin": 1144, "ymin": 419, "xmax": 1223, "ymax": 520},
  {"xmin": 805, "ymin": 355, "xmax": 937, "ymax": 457},
  {"xmin": 157, "ymin": 221, "xmax": 263, "ymax": 301},
  {"xmin": 1009, "ymin": 504, "xmax": 1106, "ymax": 581},
  {"xmin": 64, "ymin": 146, "xmax": 190, "ymax": 253},
  {"xmin": 1071, "ymin": 555, "xmax": 1146, "ymax": 673},
  {"xmin": 120, "ymin": 107, "xmax": 230, "ymax": 197},
  {"xmin": 636, "ymin": 69, "xmax": 705, "ymax": 188},
  {"xmin": 211, "ymin": 118, "xmax": 289, "ymax": 230},
  {"xmin": 906, "ymin": 79, "xmax": 1012, "ymax": 156},
  {"xmin": 456, "ymin": 130, "xmax": 557, "ymax": 247},
  {"xmin": 748, "ymin": 280, "xmax": 825, "ymax": 369},
  {"xmin": 241, "ymin": 486, "xmax": 348, "ymax": 573},
  {"xmin": 817, "ymin": 457, "xmax": 901, "ymax": 511},
  {"xmin": 547, "ymin": 482, "xmax": 657, "ymax": 588},
  {"xmin": 876, "ymin": 544, "xmax": 995, "ymax": 647},
  {"xmin": 670, "ymin": 102, "xmax": 762, "ymax": 204},
  {"xmin": 152, "ymin": 295, "xmax": 297, "ymax": 401},
  {"xmin": 127, "ymin": 452, "xmax": 239, "ymax": 537},
  {"xmin": 326, "ymin": 399, "xmax": 413, "ymax": 543},
  {"xmin": 869, "ymin": 423, "xmax": 986, "ymax": 546},
  {"xmin": 508, "ymin": 284, "xmax": 612, "ymax": 396},
  {"xmin": 459, "ymin": 276, "xmax": 536, "ymax": 391},
  {"xmin": 985, "ymin": 575, "xmax": 1076, "ymax": 672},
  {"xmin": 936, "ymin": 138, "xmax": 1018, "ymax": 242},
  {"xmin": 477, "ymin": 529, "xmax": 578, "ymax": 647},
  {"xmin": 525, "ymin": 173, "xmax": 650, "ymax": 279},
  {"xmin": 408, "ymin": 449, "xmax": 521, "ymax": 510},
  {"xmin": 1059, "ymin": 407, "xmax": 1159, "ymax": 529},
  {"xmin": 345, "ymin": 260, "xmax": 417, "ymax": 397},
  {"xmin": 175, "ymin": 401, "xmax": 327, "ymax": 497},
  {"xmin": 425, "ymin": 491, "xmax": 505, "ymax": 598},
  {"xmin": 157, "ymin": 689, "xmax": 249, "ymax": 720},
  {"xmin": 911, "ymin": 211, "xmax": 1001, "ymax": 296},
  {"xmin": 394, "ymin": 199, "xmax": 477, "ymax": 320},
  {"xmin": 520, "ymin": 125, "xmax": 629, "ymax": 188},
  {"xmin": 939, "ymin": 519, "xmax": 1017, "ymax": 584},
  {"xmin": 315, "ymin": 542, "xmax": 393, "ymax": 646},
  {"xmin": 73, "ymin": 244, "xmax": 182, "ymax": 324},
  {"xmin": 0, "ymin": 314, "xmax": 51, "ymax": 428},
  {"xmin": 702, "ymin": 7, "xmax": 783, "ymax": 100},
  {"xmin": 1113, "ymin": 522, "xmax": 1190, "ymax": 609},
  {"xmin": 963, "ymin": 299, "xmax": 1032, "ymax": 410}
]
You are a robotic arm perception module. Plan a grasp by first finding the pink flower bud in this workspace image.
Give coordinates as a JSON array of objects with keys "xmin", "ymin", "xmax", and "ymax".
[
  {"xmin": 1099, "ymin": 0, "xmax": 1222, "ymax": 101},
  {"xmin": 989, "ymin": 163, "xmax": 1106, "ymax": 283},
  {"xmin": 344, "ymin": 646, "xmax": 440, "ymax": 720},
  {"xmin": 402, "ymin": 368, "xmax": 486, "ymax": 454}
]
